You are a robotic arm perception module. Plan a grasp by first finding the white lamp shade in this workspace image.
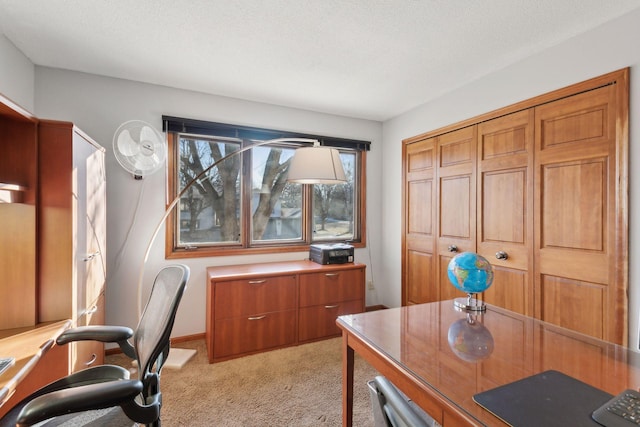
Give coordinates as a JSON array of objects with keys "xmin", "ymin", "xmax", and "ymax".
[{"xmin": 287, "ymin": 146, "xmax": 347, "ymax": 184}]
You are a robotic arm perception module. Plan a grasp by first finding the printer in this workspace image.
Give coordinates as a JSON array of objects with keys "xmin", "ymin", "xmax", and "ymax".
[{"xmin": 309, "ymin": 243, "xmax": 354, "ymax": 265}]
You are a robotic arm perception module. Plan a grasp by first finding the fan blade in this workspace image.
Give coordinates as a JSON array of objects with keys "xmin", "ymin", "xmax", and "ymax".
[
  {"xmin": 140, "ymin": 126, "xmax": 159, "ymax": 145},
  {"xmin": 117, "ymin": 130, "xmax": 140, "ymax": 157},
  {"xmin": 133, "ymin": 155, "xmax": 157, "ymax": 171}
]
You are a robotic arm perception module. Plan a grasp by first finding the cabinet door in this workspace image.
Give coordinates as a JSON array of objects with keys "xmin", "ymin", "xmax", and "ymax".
[
  {"xmin": 0, "ymin": 204, "xmax": 36, "ymax": 328},
  {"xmin": 477, "ymin": 110, "xmax": 534, "ymax": 315},
  {"xmin": 38, "ymin": 122, "xmax": 74, "ymax": 322},
  {"xmin": 534, "ymin": 84, "xmax": 624, "ymax": 343},
  {"xmin": 72, "ymin": 292, "xmax": 105, "ymax": 372},
  {"xmin": 403, "ymin": 137, "xmax": 436, "ymax": 305},
  {"xmin": 74, "ymin": 131, "xmax": 106, "ymax": 319},
  {"xmin": 0, "ymin": 112, "xmax": 37, "ymax": 329},
  {"xmin": 436, "ymin": 127, "xmax": 477, "ymax": 301}
]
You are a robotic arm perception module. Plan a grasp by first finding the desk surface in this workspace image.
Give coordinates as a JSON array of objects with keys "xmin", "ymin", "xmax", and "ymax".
[
  {"xmin": 0, "ymin": 320, "xmax": 71, "ymax": 407},
  {"xmin": 337, "ymin": 301, "xmax": 640, "ymax": 426}
]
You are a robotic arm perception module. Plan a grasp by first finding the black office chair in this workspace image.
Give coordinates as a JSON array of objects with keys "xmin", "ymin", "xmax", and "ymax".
[
  {"xmin": 0, "ymin": 264, "xmax": 190, "ymax": 427},
  {"xmin": 369, "ymin": 376, "xmax": 440, "ymax": 427}
]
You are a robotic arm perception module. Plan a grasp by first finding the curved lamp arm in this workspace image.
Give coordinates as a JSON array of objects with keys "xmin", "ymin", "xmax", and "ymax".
[{"xmin": 136, "ymin": 137, "xmax": 343, "ymax": 318}]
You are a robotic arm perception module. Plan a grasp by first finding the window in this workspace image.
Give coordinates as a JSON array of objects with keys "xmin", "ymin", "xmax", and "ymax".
[{"xmin": 163, "ymin": 117, "xmax": 369, "ymax": 257}]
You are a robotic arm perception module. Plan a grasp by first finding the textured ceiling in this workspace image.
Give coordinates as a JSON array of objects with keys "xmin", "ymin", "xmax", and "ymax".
[{"xmin": 1, "ymin": 0, "xmax": 640, "ymax": 121}]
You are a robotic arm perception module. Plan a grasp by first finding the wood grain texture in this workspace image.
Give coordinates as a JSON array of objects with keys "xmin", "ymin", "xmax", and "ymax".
[
  {"xmin": 401, "ymin": 69, "xmax": 628, "ymax": 343},
  {"xmin": 206, "ymin": 260, "xmax": 365, "ymax": 363},
  {"xmin": 0, "ymin": 97, "xmax": 38, "ymax": 330},
  {"xmin": 338, "ymin": 300, "xmax": 640, "ymax": 427}
]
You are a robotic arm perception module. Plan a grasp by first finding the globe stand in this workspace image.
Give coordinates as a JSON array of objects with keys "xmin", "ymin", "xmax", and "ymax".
[{"xmin": 453, "ymin": 293, "xmax": 486, "ymax": 312}]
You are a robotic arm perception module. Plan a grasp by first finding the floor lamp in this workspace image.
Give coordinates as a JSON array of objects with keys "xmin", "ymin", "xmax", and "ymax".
[{"xmin": 140, "ymin": 137, "xmax": 347, "ymax": 368}]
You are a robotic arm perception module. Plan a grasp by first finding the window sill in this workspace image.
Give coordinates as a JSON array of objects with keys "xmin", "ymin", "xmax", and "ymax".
[{"xmin": 166, "ymin": 240, "xmax": 365, "ymax": 259}]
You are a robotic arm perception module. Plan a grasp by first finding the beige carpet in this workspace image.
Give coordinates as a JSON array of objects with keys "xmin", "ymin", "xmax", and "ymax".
[{"xmin": 106, "ymin": 338, "xmax": 378, "ymax": 426}]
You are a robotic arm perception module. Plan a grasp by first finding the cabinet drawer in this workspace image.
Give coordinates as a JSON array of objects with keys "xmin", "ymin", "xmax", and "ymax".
[
  {"xmin": 299, "ymin": 299, "xmax": 363, "ymax": 342},
  {"xmin": 299, "ymin": 268, "xmax": 364, "ymax": 307},
  {"xmin": 214, "ymin": 275, "xmax": 297, "ymax": 319},
  {"xmin": 214, "ymin": 310, "xmax": 297, "ymax": 359}
]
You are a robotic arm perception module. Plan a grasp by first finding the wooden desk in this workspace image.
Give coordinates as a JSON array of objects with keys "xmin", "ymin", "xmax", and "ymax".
[
  {"xmin": 337, "ymin": 301, "xmax": 640, "ymax": 426},
  {"xmin": 0, "ymin": 320, "xmax": 70, "ymax": 414}
]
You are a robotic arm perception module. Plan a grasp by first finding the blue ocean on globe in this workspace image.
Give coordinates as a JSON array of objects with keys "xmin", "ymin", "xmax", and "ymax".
[
  {"xmin": 447, "ymin": 252, "xmax": 494, "ymax": 294},
  {"xmin": 447, "ymin": 318, "xmax": 495, "ymax": 362}
]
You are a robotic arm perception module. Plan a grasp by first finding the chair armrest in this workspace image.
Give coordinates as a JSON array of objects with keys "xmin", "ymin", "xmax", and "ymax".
[
  {"xmin": 57, "ymin": 326, "xmax": 137, "ymax": 359},
  {"xmin": 56, "ymin": 325, "xmax": 133, "ymax": 344},
  {"xmin": 17, "ymin": 380, "xmax": 143, "ymax": 427}
]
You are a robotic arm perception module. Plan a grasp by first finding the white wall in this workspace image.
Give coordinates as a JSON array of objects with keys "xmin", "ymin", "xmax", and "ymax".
[
  {"xmin": 0, "ymin": 34, "xmax": 34, "ymax": 112},
  {"xmin": 382, "ymin": 8, "xmax": 640, "ymax": 348},
  {"xmin": 33, "ymin": 69, "xmax": 383, "ymax": 338}
]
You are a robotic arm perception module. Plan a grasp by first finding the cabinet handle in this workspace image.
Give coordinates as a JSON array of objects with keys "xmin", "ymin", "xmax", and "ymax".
[
  {"xmin": 448, "ymin": 245, "xmax": 458, "ymax": 253},
  {"xmin": 85, "ymin": 353, "xmax": 97, "ymax": 366},
  {"xmin": 248, "ymin": 280, "xmax": 267, "ymax": 285},
  {"xmin": 495, "ymin": 251, "xmax": 509, "ymax": 260},
  {"xmin": 83, "ymin": 251, "xmax": 100, "ymax": 262},
  {"xmin": 248, "ymin": 315, "xmax": 266, "ymax": 321},
  {"xmin": 324, "ymin": 305, "xmax": 340, "ymax": 309},
  {"xmin": 325, "ymin": 273, "xmax": 340, "ymax": 277},
  {"xmin": 85, "ymin": 305, "xmax": 98, "ymax": 315}
]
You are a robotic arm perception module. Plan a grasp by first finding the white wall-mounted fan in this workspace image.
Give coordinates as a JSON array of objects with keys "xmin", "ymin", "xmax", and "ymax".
[{"xmin": 113, "ymin": 120, "xmax": 166, "ymax": 179}]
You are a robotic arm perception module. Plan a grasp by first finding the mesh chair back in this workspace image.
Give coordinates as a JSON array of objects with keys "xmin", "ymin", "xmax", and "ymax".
[{"xmin": 133, "ymin": 264, "xmax": 190, "ymax": 379}]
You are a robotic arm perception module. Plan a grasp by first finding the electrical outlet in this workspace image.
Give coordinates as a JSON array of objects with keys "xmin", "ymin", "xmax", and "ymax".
[{"xmin": 367, "ymin": 280, "xmax": 374, "ymax": 290}]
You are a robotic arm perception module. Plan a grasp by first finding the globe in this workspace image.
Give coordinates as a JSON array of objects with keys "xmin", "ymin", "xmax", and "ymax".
[
  {"xmin": 447, "ymin": 317, "xmax": 495, "ymax": 362},
  {"xmin": 447, "ymin": 252, "xmax": 494, "ymax": 294}
]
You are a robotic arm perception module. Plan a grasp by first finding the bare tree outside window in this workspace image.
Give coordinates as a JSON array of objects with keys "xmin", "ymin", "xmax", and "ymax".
[
  {"xmin": 313, "ymin": 153, "xmax": 356, "ymax": 241},
  {"xmin": 178, "ymin": 137, "xmax": 241, "ymax": 244},
  {"xmin": 251, "ymin": 145, "xmax": 303, "ymax": 242},
  {"xmin": 169, "ymin": 127, "xmax": 365, "ymax": 255}
]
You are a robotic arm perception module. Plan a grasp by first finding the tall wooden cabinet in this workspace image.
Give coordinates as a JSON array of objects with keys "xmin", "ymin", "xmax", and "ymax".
[
  {"xmin": 0, "ymin": 95, "xmax": 106, "ymax": 412},
  {"xmin": 402, "ymin": 69, "xmax": 628, "ymax": 345},
  {"xmin": 0, "ymin": 96, "xmax": 38, "ymax": 330},
  {"xmin": 38, "ymin": 120, "xmax": 107, "ymax": 372}
]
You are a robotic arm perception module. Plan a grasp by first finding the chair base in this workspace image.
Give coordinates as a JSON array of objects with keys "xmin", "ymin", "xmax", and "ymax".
[{"xmin": 163, "ymin": 348, "xmax": 196, "ymax": 370}]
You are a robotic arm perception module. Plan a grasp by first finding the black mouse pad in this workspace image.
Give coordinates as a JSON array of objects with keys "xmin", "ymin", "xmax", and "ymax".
[{"xmin": 473, "ymin": 370, "xmax": 613, "ymax": 427}]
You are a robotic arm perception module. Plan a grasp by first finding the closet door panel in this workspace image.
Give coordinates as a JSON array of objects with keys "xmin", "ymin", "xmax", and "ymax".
[
  {"xmin": 483, "ymin": 266, "xmax": 527, "ymax": 315},
  {"xmin": 403, "ymin": 138, "xmax": 436, "ymax": 304},
  {"xmin": 440, "ymin": 176, "xmax": 471, "ymax": 239},
  {"xmin": 407, "ymin": 250, "xmax": 436, "ymax": 304},
  {"xmin": 436, "ymin": 127, "xmax": 476, "ymax": 255},
  {"xmin": 435, "ymin": 126, "xmax": 476, "ymax": 300},
  {"xmin": 534, "ymin": 84, "xmax": 623, "ymax": 344},
  {"xmin": 408, "ymin": 179, "xmax": 432, "ymax": 235},
  {"xmin": 540, "ymin": 159, "xmax": 606, "ymax": 253},
  {"xmin": 477, "ymin": 110, "xmax": 533, "ymax": 315},
  {"xmin": 540, "ymin": 275, "xmax": 605, "ymax": 339}
]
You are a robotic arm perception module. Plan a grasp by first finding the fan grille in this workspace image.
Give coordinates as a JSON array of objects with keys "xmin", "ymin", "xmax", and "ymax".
[{"xmin": 113, "ymin": 120, "xmax": 166, "ymax": 178}]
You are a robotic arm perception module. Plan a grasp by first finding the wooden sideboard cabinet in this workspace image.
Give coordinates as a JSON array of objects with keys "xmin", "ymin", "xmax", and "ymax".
[{"xmin": 206, "ymin": 260, "xmax": 366, "ymax": 363}]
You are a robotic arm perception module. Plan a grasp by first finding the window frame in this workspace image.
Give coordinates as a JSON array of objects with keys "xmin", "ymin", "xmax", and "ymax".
[{"xmin": 164, "ymin": 121, "xmax": 368, "ymax": 259}]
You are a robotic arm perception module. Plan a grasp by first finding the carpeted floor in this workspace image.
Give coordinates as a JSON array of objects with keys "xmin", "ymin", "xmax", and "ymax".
[{"xmin": 106, "ymin": 338, "xmax": 378, "ymax": 426}]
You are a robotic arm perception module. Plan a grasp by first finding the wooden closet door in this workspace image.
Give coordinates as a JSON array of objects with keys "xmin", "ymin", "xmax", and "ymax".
[
  {"xmin": 402, "ymin": 137, "xmax": 436, "ymax": 304},
  {"xmin": 534, "ymin": 83, "xmax": 626, "ymax": 344},
  {"xmin": 477, "ymin": 110, "xmax": 534, "ymax": 315},
  {"xmin": 436, "ymin": 126, "xmax": 476, "ymax": 301}
]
